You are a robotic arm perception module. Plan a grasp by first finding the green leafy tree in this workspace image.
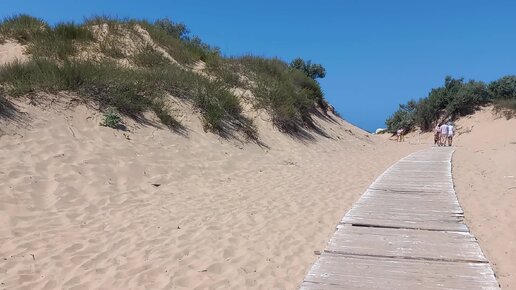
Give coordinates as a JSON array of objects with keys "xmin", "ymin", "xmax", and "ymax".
[
  {"xmin": 385, "ymin": 101, "xmax": 416, "ymax": 132},
  {"xmin": 489, "ymin": 76, "xmax": 516, "ymax": 100},
  {"xmin": 289, "ymin": 58, "xmax": 326, "ymax": 79}
]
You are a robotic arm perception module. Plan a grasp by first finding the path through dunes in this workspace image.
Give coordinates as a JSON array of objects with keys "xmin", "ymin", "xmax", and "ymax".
[{"xmin": 300, "ymin": 147, "xmax": 500, "ymax": 289}]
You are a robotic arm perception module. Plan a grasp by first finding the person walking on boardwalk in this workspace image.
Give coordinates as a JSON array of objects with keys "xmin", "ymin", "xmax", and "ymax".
[
  {"xmin": 439, "ymin": 123, "xmax": 448, "ymax": 146},
  {"xmin": 396, "ymin": 128, "xmax": 405, "ymax": 142},
  {"xmin": 434, "ymin": 124, "xmax": 440, "ymax": 146},
  {"xmin": 447, "ymin": 122, "xmax": 455, "ymax": 146}
]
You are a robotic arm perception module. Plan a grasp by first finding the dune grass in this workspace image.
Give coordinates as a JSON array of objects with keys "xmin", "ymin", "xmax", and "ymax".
[
  {"xmin": 0, "ymin": 14, "xmax": 49, "ymax": 44},
  {"xmin": 0, "ymin": 59, "xmax": 257, "ymax": 136},
  {"xmin": 0, "ymin": 14, "xmax": 330, "ymax": 139},
  {"xmin": 232, "ymin": 55, "xmax": 325, "ymax": 132}
]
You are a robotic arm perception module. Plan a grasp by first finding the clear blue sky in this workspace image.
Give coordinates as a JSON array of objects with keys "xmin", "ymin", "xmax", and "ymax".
[{"xmin": 2, "ymin": 1, "xmax": 515, "ymax": 131}]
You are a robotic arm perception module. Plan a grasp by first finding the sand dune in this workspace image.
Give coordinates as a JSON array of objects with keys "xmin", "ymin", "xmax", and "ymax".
[
  {"xmin": 452, "ymin": 107, "xmax": 516, "ymax": 289},
  {"xmin": 0, "ymin": 96, "xmax": 425, "ymax": 289}
]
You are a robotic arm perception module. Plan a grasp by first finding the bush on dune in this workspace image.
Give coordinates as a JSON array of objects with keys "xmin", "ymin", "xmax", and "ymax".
[{"xmin": 386, "ymin": 75, "xmax": 516, "ymax": 132}]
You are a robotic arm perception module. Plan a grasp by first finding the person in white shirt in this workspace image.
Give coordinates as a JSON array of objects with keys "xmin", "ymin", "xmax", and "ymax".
[
  {"xmin": 439, "ymin": 123, "xmax": 448, "ymax": 146},
  {"xmin": 447, "ymin": 122, "xmax": 455, "ymax": 146}
]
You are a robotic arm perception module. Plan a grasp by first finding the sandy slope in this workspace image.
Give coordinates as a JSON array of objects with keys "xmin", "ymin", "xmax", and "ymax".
[
  {"xmin": 452, "ymin": 107, "xmax": 516, "ymax": 289},
  {"xmin": 0, "ymin": 96, "xmax": 425, "ymax": 290},
  {"xmin": 0, "ymin": 40, "xmax": 27, "ymax": 66}
]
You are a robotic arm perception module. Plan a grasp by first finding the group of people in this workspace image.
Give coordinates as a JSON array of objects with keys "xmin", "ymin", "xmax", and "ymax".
[{"xmin": 434, "ymin": 122, "xmax": 455, "ymax": 146}]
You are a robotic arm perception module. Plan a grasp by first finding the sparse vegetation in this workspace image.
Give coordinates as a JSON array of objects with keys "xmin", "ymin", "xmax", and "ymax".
[
  {"xmin": 0, "ymin": 14, "xmax": 48, "ymax": 43},
  {"xmin": 100, "ymin": 107, "xmax": 122, "ymax": 128},
  {"xmin": 232, "ymin": 56, "xmax": 326, "ymax": 132},
  {"xmin": 0, "ymin": 14, "xmax": 330, "ymax": 139},
  {"xmin": 132, "ymin": 46, "xmax": 169, "ymax": 67},
  {"xmin": 386, "ymin": 75, "xmax": 516, "ymax": 132}
]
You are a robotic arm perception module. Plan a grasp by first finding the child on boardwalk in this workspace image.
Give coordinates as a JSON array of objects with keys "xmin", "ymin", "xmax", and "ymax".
[{"xmin": 434, "ymin": 124, "xmax": 440, "ymax": 145}]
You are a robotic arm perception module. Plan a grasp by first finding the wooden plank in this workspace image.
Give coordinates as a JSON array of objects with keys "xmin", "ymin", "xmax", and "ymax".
[
  {"xmin": 327, "ymin": 225, "xmax": 487, "ymax": 263},
  {"xmin": 299, "ymin": 148, "xmax": 499, "ymax": 289},
  {"xmin": 300, "ymin": 254, "xmax": 499, "ymax": 290}
]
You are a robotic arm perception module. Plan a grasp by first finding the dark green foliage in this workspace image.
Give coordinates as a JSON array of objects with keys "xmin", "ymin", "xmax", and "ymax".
[
  {"xmin": 386, "ymin": 101, "xmax": 416, "ymax": 132},
  {"xmin": 445, "ymin": 80, "xmax": 489, "ymax": 117},
  {"xmin": 489, "ymin": 76, "xmax": 516, "ymax": 100},
  {"xmin": 154, "ymin": 19, "xmax": 189, "ymax": 40},
  {"xmin": 0, "ymin": 14, "xmax": 48, "ymax": 43},
  {"xmin": 289, "ymin": 58, "xmax": 326, "ymax": 79},
  {"xmin": 387, "ymin": 75, "xmax": 516, "ymax": 131}
]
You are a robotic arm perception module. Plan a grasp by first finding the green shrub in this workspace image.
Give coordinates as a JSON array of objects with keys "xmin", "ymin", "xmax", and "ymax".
[
  {"xmin": 100, "ymin": 107, "xmax": 122, "ymax": 128},
  {"xmin": 387, "ymin": 75, "xmax": 516, "ymax": 131},
  {"xmin": 386, "ymin": 101, "xmax": 416, "ymax": 132},
  {"xmin": 489, "ymin": 76, "xmax": 516, "ymax": 100},
  {"xmin": 289, "ymin": 58, "xmax": 326, "ymax": 79}
]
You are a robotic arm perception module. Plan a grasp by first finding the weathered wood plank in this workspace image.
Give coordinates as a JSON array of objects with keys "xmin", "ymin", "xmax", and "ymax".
[
  {"xmin": 327, "ymin": 225, "xmax": 487, "ymax": 262},
  {"xmin": 300, "ymin": 254, "xmax": 499, "ymax": 290},
  {"xmin": 299, "ymin": 147, "xmax": 499, "ymax": 289}
]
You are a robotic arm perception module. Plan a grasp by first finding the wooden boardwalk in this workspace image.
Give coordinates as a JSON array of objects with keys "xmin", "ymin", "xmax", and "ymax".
[{"xmin": 300, "ymin": 147, "xmax": 500, "ymax": 289}]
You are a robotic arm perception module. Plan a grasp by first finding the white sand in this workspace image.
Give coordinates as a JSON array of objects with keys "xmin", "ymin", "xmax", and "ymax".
[
  {"xmin": 0, "ymin": 40, "xmax": 27, "ymax": 66},
  {"xmin": 0, "ymin": 96, "xmax": 425, "ymax": 289},
  {"xmin": 452, "ymin": 107, "xmax": 516, "ymax": 289}
]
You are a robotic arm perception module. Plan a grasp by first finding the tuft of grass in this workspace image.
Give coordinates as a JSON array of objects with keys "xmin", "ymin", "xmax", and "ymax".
[
  {"xmin": 26, "ymin": 22, "xmax": 93, "ymax": 60},
  {"xmin": 100, "ymin": 107, "xmax": 122, "ymax": 128},
  {"xmin": 133, "ymin": 46, "xmax": 169, "ymax": 67},
  {"xmin": 54, "ymin": 22, "xmax": 93, "ymax": 41},
  {"xmin": 0, "ymin": 14, "xmax": 49, "ymax": 43}
]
